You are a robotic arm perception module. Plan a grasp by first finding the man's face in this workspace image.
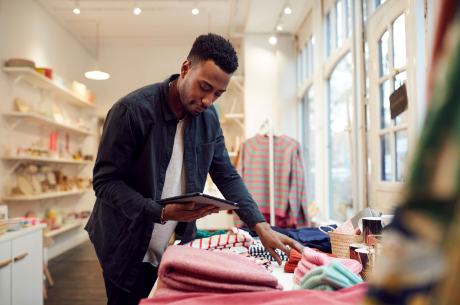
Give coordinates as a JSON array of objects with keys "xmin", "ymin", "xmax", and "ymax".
[{"xmin": 178, "ymin": 60, "xmax": 231, "ymax": 116}]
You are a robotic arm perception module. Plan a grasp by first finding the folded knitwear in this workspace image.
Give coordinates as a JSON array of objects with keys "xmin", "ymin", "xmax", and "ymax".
[
  {"xmin": 249, "ymin": 244, "xmax": 289, "ymax": 262},
  {"xmin": 284, "ymin": 248, "xmax": 337, "ymax": 273},
  {"xmin": 240, "ymin": 225, "xmax": 337, "ymax": 253},
  {"xmin": 141, "ymin": 283, "xmax": 370, "ymax": 305},
  {"xmin": 294, "ymin": 247, "xmax": 362, "ymax": 284},
  {"xmin": 299, "ymin": 260, "xmax": 363, "ymax": 291},
  {"xmin": 155, "ymin": 246, "xmax": 282, "ymax": 296},
  {"xmin": 183, "ymin": 227, "xmax": 254, "ymax": 251},
  {"xmin": 195, "ymin": 229, "xmax": 226, "ymax": 239}
]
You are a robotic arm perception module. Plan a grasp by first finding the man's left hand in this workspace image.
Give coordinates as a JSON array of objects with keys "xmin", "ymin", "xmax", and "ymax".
[{"xmin": 253, "ymin": 222, "xmax": 304, "ymax": 265}]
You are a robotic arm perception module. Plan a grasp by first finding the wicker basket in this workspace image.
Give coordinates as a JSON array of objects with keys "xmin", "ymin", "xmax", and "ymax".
[
  {"xmin": 360, "ymin": 270, "xmax": 373, "ymax": 282},
  {"xmin": 0, "ymin": 220, "xmax": 7, "ymax": 236},
  {"xmin": 319, "ymin": 225, "xmax": 364, "ymax": 259}
]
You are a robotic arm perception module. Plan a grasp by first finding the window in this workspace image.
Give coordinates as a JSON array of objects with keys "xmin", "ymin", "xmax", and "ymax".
[
  {"xmin": 377, "ymin": 13, "xmax": 408, "ymax": 182},
  {"xmin": 326, "ymin": 13, "xmax": 332, "ymax": 57},
  {"xmin": 337, "ymin": 1, "xmax": 343, "ymax": 48},
  {"xmin": 346, "ymin": 0, "xmax": 352, "ymax": 38},
  {"xmin": 302, "ymin": 86, "xmax": 315, "ymax": 205},
  {"xmin": 328, "ymin": 53, "xmax": 353, "ymax": 222},
  {"xmin": 309, "ymin": 36, "xmax": 314, "ymax": 75},
  {"xmin": 302, "ymin": 44, "xmax": 308, "ymax": 82},
  {"xmin": 297, "ymin": 52, "xmax": 302, "ymax": 87},
  {"xmin": 375, "ymin": 0, "xmax": 387, "ymax": 9}
]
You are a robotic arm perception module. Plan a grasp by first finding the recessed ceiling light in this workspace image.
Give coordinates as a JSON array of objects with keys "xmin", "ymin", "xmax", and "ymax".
[
  {"xmin": 192, "ymin": 8, "xmax": 199, "ymax": 15},
  {"xmin": 284, "ymin": 7, "xmax": 292, "ymax": 14},
  {"xmin": 276, "ymin": 25, "xmax": 283, "ymax": 31},
  {"xmin": 269, "ymin": 36, "xmax": 277, "ymax": 44},
  {"xmin": 134, "ymin": 7, "xmax": 141, "ymax": 15}
]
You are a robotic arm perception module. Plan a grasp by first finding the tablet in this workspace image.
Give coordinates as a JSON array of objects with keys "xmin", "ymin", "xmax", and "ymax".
[{"xmin": 157, "ymin": 192, "xmax": 239, "ymax": 210}]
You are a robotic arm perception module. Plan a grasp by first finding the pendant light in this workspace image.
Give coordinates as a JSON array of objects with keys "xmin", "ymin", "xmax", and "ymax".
[{"xmin": 85, "ymin": 22, "xmax": 110, "ymax": 80}]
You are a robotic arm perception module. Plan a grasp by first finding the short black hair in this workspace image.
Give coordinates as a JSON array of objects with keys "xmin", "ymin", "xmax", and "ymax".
[{"xmin": 187, "ymin": 33, "xmax": 238, "ymax": 74}]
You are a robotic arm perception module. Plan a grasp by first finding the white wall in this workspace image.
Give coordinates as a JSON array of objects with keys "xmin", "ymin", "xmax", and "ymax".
[
  {"xmin": 243, "ymin": 34, "xmax": 298, "ymax": 140},
  {"xmin": 91, "ymin": 45, "xmax": 192, "ymax": 117},
  {"xmin": 0, "ymin": 0, "xmax": 99, "ymax": 259}
]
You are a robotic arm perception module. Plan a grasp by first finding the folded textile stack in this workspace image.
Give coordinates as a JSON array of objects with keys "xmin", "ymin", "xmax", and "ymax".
[
  {"xmin": 294, "ymin": 260, "xmax": 363, "ymax": 291},
  {"xmin": 240, "ymin": 225, "xmax": 337, "ymax": 253},
  {"xmin": 195, "ymin": 229, "xmax": 226, "ymax": 239},
  {"xmin": 284, "ymin": 248, "xmax": 337, "ymax": 273},
  {"xmin": 183, "ymin": 227, "xmax": 254, "ymax": 251},
  {"xmin": 155, "ymin": 246, "xmax": 283, "ymax": 296},
  {"xmin": 249, "ymin": 244, "xmax": 289, "ymax": 262},
  {"xmin": 141, "ymin": 283, "xmax": 370, "ymax": 305},
  {"xmin": 294, "ymin": 247, "xmax": 362, "ymax": 284}
]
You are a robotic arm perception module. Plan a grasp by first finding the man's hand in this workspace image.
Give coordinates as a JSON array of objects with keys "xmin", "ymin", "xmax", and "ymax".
[
  {"xmin": 162, "ymin": 202, "xmax": 220, "ymax": 222},
  {"xmin": 253, "ymin": 222, "xmax": 304, "ymax": 265}
]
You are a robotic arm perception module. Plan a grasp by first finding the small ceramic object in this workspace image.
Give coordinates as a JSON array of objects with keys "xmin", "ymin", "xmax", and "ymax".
[
  {"xmin": 31, "ymin": 175, "xmax": 42, "ymax": 194},
  {"xmin": 40, "ymin": 165, "xmax": 51, "ymax": 173},
  {"xmin": 17, "ymin": 175, "xmax": 33, "ymax": 195},
  {"xmin": 27, "ymin": 164, "xmax": 38, "ymax": 174},
  {"xmin": 15, "ymin": 98, "xmax": 29, "ymax": 112},
  {"xmin": 47, "ymin": 172, "xmax": 57, "ymax": 185}
]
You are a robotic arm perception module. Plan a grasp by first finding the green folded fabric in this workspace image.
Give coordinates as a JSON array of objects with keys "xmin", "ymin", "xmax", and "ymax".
[
  {"xmin": 195, "ymin": 229, "xmax": 226, "ymax": 239},
  {"xmin": 299, "ymin": 260, "xmax": 363, "ymax": 291}
]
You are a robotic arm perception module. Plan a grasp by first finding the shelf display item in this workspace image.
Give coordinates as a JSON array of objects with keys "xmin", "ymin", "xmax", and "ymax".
[
  {"xmin": 14, "ymin": 98, "xmax": 29, "ymax": 112},
  {"xmin": 72, "ymin": 80, "xmax": 87, "ymax": 97},
  {"xmin": 47, "ymin": 172, "xmax": 57, "ymax": 186},
  {"xmin": 52, "ymin": 105, "xmax": 63, "ymax": 124},
  {"xmin": 0, "ymin": 220, "xmax": 7, "ymax": 235},
  {"xmin": 27, "ymin": 164, "xmax": 38, "ymax": 174},
  {"xmin": 7, "ymin": 218, "xmax": 23, "ymax": 232},
  {"xmin": 5, "ymin": 58, "xmax": 35, "ymax": 69},
  {"xmin": 17, "ymin": 175, "xmax": 33, "ymax": 195},
  {"xmin": 31, "ymin": 175, "xmax": 42, "ymax": 194},
  {"xmin": 0, "ymin": 205, "xmax": 7, "ymax": 220}
]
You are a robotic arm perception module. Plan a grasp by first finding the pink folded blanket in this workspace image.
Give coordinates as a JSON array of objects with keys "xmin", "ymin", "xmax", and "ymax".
[
  {"xmin": 141, "ymin": 283, "xmax": 369, "ymax": 305},
  {"xmin": 155, "ymin": 246, "xmax": 283, "ymax": 296},
  {"xmin": 294, "ymin": 247, "xmax": 362, "ymax": 284}
]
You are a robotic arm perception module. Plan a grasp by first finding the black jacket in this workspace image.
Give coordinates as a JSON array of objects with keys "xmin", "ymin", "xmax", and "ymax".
[{"xmin": 85, "ymin": 74, "xmax": 265, "ymax": 292}]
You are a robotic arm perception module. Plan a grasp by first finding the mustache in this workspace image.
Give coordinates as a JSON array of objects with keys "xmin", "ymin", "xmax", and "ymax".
[{"xmin": 192, "ymin": 101, "xmax": 208, "ymax": 110}]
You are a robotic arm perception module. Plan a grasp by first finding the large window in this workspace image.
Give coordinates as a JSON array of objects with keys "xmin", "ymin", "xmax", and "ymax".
[
  {"xmin": 328, "ymin": 53, "xmax": 353, "ymax": 222},
  {"xmin": 326, "ymin": 1, "xmax": 352, "ymax": 59},
  {"xmin": 302, "ymin": 86, "xmax": 316, "ymax": 206},
  {"xmin": 377, "ymin": 14, "xmax": 408, "ymax": 182}
]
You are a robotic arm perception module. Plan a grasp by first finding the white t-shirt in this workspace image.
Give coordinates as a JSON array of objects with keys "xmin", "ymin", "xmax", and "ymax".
[{"xmin": 142, "ymin": 115, "xmax": 188, "ymax": 266}]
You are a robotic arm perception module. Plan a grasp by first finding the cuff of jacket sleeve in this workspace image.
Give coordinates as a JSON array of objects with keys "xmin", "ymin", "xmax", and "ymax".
[
  {"xmin": 144, "ymin": 199, "xmax": 164, "ymax": 223},
  {"xmin": 236, "ymin": 206, "xmax": 267, "ymax": 230}
]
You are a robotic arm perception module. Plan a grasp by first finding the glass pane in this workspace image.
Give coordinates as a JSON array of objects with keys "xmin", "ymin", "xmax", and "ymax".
[
  {"xmin": 303, "ymin": 86, "xmax": 316, "ymax": 204},
  {"xmin": 337, "ymin": 1, "xmax": 343, "ymax": 48},
  {"xmin": 302, "ymin": 45, "xmax": 308, "ymax": 82},
  {"xmin": 365, "ymin": 42, "xmax": 369, "ymax": 98},
  {"xmin": 376, "ymin": 0, "xmax": 387, "ymax": 8},
  {"xmin": 297, "ymin": 52, "xmax": 302, "ymax": 87},
  {"xmin": 309, "ymin": 37, "xmax": 314, "ymax": 75},
  {"xmin": 365, "ymin": 104, "xmax": 372, "ymax": 206},
  {"xmin": 329, "ymin": 53, "xmax": 353, "ymax": 222},
  {"xmin": 380, "ymin": 133, "xmax": 391, "ymax": 181},
  {"xmin": 395, "ymin": 129, "xmax": 408, "ymax": 182},
  {"xmin": 393, "ymin": 14, "xmax": 406, "ymax": 69},
  {"xmin": 363, "ymin": 0, "xmax": 367, "ymax": 23},
  {"xmin": 394, "ymin": 71, "xmax": 408, "ymax": 125},
  {"xmin": 379, "ymin": 31, "xmax": 389, "ymax": 77},
  {"xmin": 380, "ymin": 80, "xmax": 391, "ymax": 129},
  {"xmin": 347, "ymin": 0, "xmax": 351, "ymax": 38},
  {"xmin": 326, "ymin": 13, "xmax": 331, "ymax": 57}
]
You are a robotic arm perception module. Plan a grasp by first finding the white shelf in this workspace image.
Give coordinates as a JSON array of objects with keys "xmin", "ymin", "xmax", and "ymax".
[
  {"xmin": 3, "ymin": 67, "xmax": 96, "ymax": 109},
  {"xmin": 2, "ymin": 155, "xmax": 93, "ymax": 165},
  {"xmin": 2, "ymin": 189, "xmax": 93, "ymax": 202},
  {"xmin": 45, "ymin": 218, "xmax": 88, "ymax": 238},
  {"xmin": 2, "ymin": 112, "xmax": 96, "ymax": 136},
  {"xmin": 225, "ymin": 113, "xmax": 244, "ymax": 119}
]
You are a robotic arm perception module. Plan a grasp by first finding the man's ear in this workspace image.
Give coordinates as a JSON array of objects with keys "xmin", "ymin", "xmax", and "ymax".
[{"xmin": 180, "ymin": 60, "xmax": 192, "ymax": 78}]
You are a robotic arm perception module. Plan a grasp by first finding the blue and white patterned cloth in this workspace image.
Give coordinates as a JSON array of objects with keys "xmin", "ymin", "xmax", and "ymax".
[{"xmin": 249, "ymin": 244, "xmax": 289, "ymax": 262}]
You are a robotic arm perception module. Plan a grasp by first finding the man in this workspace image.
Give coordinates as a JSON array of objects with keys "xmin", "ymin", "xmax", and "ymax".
[{"xmin": 86, "ymin": 33, "xmax": 304, "ymax": 305}]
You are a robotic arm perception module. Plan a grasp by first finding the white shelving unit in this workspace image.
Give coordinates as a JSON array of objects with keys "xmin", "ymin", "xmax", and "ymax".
[
  {"xmin": 3, "ymin": 67, "xmax": 95, "ymax": 109},
  {"xmin": 44, "ymin": 218, "xmax": 88, "ymax": 238},
  {"xmin": 2, "ymin": 189, "xmax": 92, "ymax": 202},
  {"xmin": 2, "ymin": 156, "xmax": 93, "ymax": 165},
  {"xmin": 2, "ymin": 112, "xmax": 96, "ymax": 137}
]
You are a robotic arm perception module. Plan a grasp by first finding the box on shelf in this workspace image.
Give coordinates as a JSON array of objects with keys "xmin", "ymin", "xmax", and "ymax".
[{"xmin": 71, "ymin": 80, "xmax": 87, "ymax": 97}]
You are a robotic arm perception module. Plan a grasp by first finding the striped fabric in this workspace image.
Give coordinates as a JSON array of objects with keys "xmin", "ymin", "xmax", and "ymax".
[
  {"xmin": 249, "ymin": 244, "xmax": 289, "ymax": 262},
  {"xmin": 182, "ymin": 227, "xmax": 255, "ymax": 251},
  {"xmin": 235, "ymin": 134, "xmax": 309, "ymax": 228}
]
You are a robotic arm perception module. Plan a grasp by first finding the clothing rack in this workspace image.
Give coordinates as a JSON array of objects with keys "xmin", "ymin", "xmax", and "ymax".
[{"xmin": 259, "ymin": 118, "xmax": 275, "ymax": 226}]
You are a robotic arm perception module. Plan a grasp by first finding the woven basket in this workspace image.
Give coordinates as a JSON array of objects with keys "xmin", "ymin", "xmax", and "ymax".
[
  {"xmin": 0, "ymin": 220, "xmax": 7, "ymax": 236},
  {"xmin": 360, "ymin": 270, "xmax": 373, "ymax": 282},
  {"xmin": 319, "ymin": 225, "xmax": 364, "ymax": 259}
]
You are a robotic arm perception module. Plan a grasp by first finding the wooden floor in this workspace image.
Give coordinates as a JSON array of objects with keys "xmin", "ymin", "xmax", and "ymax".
[{"xmin": 44, "ymin": 241, "xmax": 107, "ymax": 305}]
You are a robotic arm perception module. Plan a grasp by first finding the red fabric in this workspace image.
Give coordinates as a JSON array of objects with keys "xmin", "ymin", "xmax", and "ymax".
[
  {"xmin": 155, "ymin": 246, "xmax": 282, "ymax": 296},
  {"xmin": 284, "ymin": 248, "xmax": 337, "ymax": 273},
  {"xmin": 141, "ymin": 283, "xmax": 369, "ymax": 305}
]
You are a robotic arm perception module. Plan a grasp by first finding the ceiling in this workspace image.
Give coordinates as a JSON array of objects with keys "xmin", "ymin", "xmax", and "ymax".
[{"xmin": 38, "ymin": 0, "xmax": 310, "ymax": 54}]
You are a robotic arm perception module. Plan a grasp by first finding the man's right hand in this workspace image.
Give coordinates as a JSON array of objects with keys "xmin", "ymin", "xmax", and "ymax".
[{"xmin": 162, "ymin": 202, "xmax": 220, "ymax": 222}]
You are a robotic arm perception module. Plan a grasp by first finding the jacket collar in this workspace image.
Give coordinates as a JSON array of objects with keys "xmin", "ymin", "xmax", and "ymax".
[{"xmin": 160, "ymin": 74, "xmax": 180, "ymax": 121}]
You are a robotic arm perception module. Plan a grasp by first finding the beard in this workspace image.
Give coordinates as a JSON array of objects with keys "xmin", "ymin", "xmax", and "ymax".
[{"xmin": 179, "ymin": 77, "xmax": 205, "ymax": 117}]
